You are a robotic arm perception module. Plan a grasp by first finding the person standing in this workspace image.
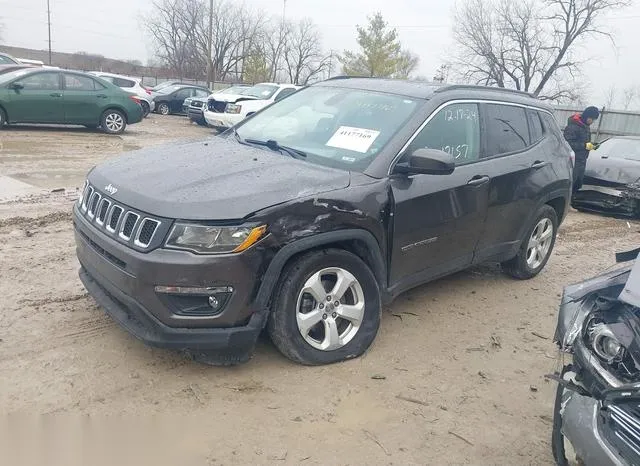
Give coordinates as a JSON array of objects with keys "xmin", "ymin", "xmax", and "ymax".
[{"xmin": 563, "ymin": 106, "xmax": 600, "ymax": 196}]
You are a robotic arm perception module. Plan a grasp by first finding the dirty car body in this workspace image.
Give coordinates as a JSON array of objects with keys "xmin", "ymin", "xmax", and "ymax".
[
  {"xmin": 572, "ymin": 137, "xmax": 640, "ymax": 218},
  {"xmin": 552, "ymin": 250, "xmax": 640, "ymax": 466},
  {"xmin": 74, "ymin": 78, "xmax": 572, "ymax": 365}
]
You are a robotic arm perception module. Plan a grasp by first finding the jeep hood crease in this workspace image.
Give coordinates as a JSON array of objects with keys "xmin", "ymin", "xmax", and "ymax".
[{"xmin": 87, "ymin": 138, "xmax": 352, "ymax": 220}]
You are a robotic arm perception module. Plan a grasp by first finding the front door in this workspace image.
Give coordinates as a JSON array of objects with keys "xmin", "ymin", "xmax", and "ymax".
[
  {"xmin": 63, "ymin": 73, "xmax": 106, "ymax": 124},
  {"xmin": 6, "ymin": 71, "xmax": 64, "ymax": 123},
  {"xmin": 389, "ymin": 102, "xmax": 490, "ymax": 289},
  {"xmin": 172, "ymin": 88, "xmax": 193, "ymax": 113}
]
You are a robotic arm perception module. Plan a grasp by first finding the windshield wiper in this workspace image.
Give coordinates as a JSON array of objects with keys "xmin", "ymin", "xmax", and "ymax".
[{"xmin": 244, "ymin": 138, "xmax": 307, "ymax": 159}]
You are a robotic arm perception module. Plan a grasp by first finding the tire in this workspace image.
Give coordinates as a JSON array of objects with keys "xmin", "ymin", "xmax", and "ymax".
[
  {"xmin": 0, "ymin": 107, "xmax": 6, "ymax": 128},
  {"xmin": 196, "ymin": 120, "xmax": 207, "ymax": 127},
  {"xmin": 157, "ymin": 103, "xmax": 170, "ymax": 115},
  {"xmin": 140, "ymin": 101, "xmax": 150, "ymax": 117},
  {"xmin": 267, "ymin": 248, "xmax": 381, "ymax": 365},
  {"xmin": 551, "ymin": 366, "xmax": 570, "ymax": 466},
  {"xmin": 503, "ymin": 204, "xmax": 558, "ymax": 279},
  {"xmin": 100, "ymin": 109, "xmax": 127, "ymax": 135}
]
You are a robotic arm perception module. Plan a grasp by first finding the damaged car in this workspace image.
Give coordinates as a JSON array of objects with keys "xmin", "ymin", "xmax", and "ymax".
[
  {"xmin": 552, "ymin": 248, "xmax": 640, "ymax": 466},
  {"xmin": 572, "ymin": 136, "xmax": 640, "ymax": 218},
  {"xmin": 74, "ymin": 78, "xmax": 572, "ymax": 365}
]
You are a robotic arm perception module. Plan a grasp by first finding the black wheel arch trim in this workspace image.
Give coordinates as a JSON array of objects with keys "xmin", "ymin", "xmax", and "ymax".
[
  {"xmin": 514, "ymin": 187, "xmax": 568, "ymax": 251},
  {"xmin": 255, "ymin": 229, "xmax": 387, "ymax": 310}
]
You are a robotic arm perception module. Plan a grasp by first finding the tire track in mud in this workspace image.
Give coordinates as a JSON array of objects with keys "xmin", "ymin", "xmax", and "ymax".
[{"xmin": 0, "ymin": 211, "xmax": 71, "ymax": 229}]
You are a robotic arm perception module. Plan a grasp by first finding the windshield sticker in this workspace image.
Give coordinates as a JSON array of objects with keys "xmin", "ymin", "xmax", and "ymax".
[
  {"xmin": 326, "ymin": 126, "xmax": 380, "ymax": 153},
  {"xmin": 341, "ymin": 156, "xmax": 356, "ymax": 163}
]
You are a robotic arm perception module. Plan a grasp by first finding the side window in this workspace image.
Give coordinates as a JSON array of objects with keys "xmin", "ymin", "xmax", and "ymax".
[
  {"xmin": 99, "ymin": 76, "xmax": 115, "ymax": 84},
  {"xmin": 485, "ymin": 104, "xmax": 529, "ymax": 156},
  {"xmin": 195, "ymin": 89, "xmax": 209, "ymax": 97},
  {"xmin": 274, "ymin": 88, "xmax": 297, "ymax": 102},
  {"xmin": 174, "ymin": 89, "xmax": 191, "ymax": 99},
  {"xmin": 17, "ymin": 72, "xmax": 60, "ymax": 90},
  {"xmin": 113, "ymin": 77, "xmax": 135, "ymax": 88},
  {"xmin": 527, "ymin": 109, "xmax": 544, "ymax": 143},
  {"xmin": 64, "ymin": 74, "xmax": 98, "ymax": 91},
  {"xmin": 407, "ymin": 103, "xmax": 480, "ymax": 165}
]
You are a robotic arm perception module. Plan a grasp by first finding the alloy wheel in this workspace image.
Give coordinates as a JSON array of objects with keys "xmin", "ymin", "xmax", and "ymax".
[
  {"xmin": 295, "ymin": 267, "xmax": 365, "ymax": 351},
  {"xmin": 526, "ymin": 218, "xmax": 553, "ymax": 269},
  {"xmin": 104, "ymin": 112, "xmax": 124, "ymax": 133}
]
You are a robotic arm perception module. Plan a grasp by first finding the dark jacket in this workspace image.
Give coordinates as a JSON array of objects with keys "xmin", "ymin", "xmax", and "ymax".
[{"xmin": 563, "ymin": 114, "xmax": 591, "ymax": 160}]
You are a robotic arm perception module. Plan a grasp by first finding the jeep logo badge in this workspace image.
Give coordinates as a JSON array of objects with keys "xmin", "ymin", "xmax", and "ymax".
[{"xmin": 104, "ymin": 184, "xmax": 118, "ymax": 195}]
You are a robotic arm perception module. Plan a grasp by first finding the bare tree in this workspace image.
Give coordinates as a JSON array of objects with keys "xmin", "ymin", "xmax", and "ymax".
[
  {"xmin": 621, "ymin": 85, "xmax": 640, "ymax": 111},
  {"xmin": 453, "ymin": 0, "xmax": 631, "ymax": 100},
  {"xmin": 283, "ymin": 19, "xmax": 330, "ymax": 85},
  {"xmin": 604, "ymin": 85, "xmax": 617, "ymax": 108}
]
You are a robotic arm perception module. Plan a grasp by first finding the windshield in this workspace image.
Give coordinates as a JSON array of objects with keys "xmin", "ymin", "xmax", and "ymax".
[
  {"xmin": 219, "ymin": 85, "xmax": 250, "ymax": 95},
  {"xmin": 234, "ymin": 85, "xmax": 421, "ymax": 171},
  {"xmin": 600, "ymin": 138, "xmax": 640, "ymax": 161},
  {"xmin": 243, "ymin": 84, "xmax": 279, "ymax": 99},
  {"xmin": 0, "ymin": 54, "xmax": 18, "ymax": 65}
]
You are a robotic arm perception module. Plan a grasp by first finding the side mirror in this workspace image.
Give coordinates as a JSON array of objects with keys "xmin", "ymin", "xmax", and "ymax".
[
  {"xmin": 395, "ymin": 148, "xmax": 455, "ymax": 175},
  {"xmin": 10, "ymin": 82, "xmax": 24, "ymax": 91}
]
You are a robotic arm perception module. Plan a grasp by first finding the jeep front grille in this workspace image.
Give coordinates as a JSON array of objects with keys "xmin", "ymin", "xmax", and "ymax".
[
  {"xmin": 602, "ymin": 402, "xmax": 640, "ymax": 462},
  {"xmin": 77, "ymin": 183, "xmax": 165, "ymax": 252}
]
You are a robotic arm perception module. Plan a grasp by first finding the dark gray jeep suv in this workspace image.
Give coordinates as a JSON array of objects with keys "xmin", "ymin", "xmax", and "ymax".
[{"xmin": 74, "ymin": 78, "xmax": 573, "ymax": 365}]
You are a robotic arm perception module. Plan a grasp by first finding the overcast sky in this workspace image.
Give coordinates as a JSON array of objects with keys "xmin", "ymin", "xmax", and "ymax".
[{"xmin": 1, "ymin": 0, "xmax": 639, "ymax": 106}]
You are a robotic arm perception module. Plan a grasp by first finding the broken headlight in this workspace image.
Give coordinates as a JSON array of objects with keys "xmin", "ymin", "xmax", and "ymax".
[
  {"xmin": 165, "ymin": 223, "xmax": 266, "ymax": 254},
  {"xmin": 582, "ymin": 308, "xmax": 640, "ymax": 386}
]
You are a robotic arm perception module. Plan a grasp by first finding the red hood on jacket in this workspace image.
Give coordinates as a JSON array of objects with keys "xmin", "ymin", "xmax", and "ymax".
[{"xmin": 569, "ymin": 113, "xmax": 586, "ymax": 126}]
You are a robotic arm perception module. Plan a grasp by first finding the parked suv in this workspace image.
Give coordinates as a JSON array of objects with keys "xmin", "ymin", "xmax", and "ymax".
[{"xmin": 74, "ymin": 78, "xmax": 572, "ymax": 365}]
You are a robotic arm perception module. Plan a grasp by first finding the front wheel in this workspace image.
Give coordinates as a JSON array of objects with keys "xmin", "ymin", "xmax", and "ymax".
[
  {"xmin": 503, "ymin": 204, "xmax": 558, "ymax": 279},
  {"xmin": 101, "ymin": 110, "xmax": 127, "ymax": 135},
  {"xmin": 268, "ymin": 249, "xmax": 381, "ymax": 365},
  {"xmin": 157, "ymin": 103, "xmax": 170, "ymax": 115}
]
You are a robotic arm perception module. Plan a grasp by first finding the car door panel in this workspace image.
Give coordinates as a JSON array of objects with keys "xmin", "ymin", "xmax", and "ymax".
[
  {"xmin": 389, "ymin": 102, "xmax": 489, "ymax": 289},
  {"xmin": 63, "ymin": 73, "xmax": 105, "ymax": 124},
  {"xmin": 6, "ymin": 71, "xmax": 63, "ymax": 123},
  {"xmin": 473, "ymin": 104, "xmax": 554, "ymax": 263}
]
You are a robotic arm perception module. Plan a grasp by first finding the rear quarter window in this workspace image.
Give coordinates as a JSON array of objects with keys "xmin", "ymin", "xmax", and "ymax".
[
  {"xmin": 485, "ymin": 104, "xmax": 530, "ymax": 156},
  {"xmin": 527, "ymin": 109, "xmax": 544, "ymax": 143}
]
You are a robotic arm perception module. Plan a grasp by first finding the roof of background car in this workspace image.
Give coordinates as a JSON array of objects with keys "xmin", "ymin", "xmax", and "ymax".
[
  {"xmin": 316, "ymin": 77, "xmax": 552, "ymax": 110},
  {"xmin": 91, "ymin": 71, "xmax": 139, "ymax": 81},
  {"xmin": 0, "ymin": 52, "xmax": 20, "ymax": 64}
]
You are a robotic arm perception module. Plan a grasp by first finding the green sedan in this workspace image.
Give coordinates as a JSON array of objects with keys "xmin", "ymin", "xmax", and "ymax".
[{"xmin": 0, "ymin": 68, "xmax": 143, "ymax": 134}]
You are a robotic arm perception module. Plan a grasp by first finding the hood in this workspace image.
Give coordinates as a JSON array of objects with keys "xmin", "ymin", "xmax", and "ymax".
[
  {"xmin": 209, "ymin": 94, "xmax": 259, "ymax": 103},
  {"xmin": 87, "ymin": 137, "xmax": 351, "ymax": 220},
  {"xmin": 586, "ymin": 155, "xmax": 640, "ymax": 186},
  {"xmin": 568, "ymin": 113, "xmax": 586, "ymax": 127}
]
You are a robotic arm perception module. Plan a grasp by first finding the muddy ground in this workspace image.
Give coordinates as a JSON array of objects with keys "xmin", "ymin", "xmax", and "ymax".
[{"xmin": 0, "ymin": 116, "xmax": 637, "ymax": 465}]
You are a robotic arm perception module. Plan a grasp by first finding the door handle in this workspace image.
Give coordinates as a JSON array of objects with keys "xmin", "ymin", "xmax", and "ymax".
[
  {"xmin": 96, "ymin": 94, "xmax": 108, "ymax": 99},
  {"xmin": 467, "ymin": 175, "xmax": 490, "ymax": 186},
  {"xmin": 531, "ymin": 160, "xmax": 549, "ymax": 169},
  {"xmin": 49, "ymin": 92, "xmax": 62, "ymax": 98}
]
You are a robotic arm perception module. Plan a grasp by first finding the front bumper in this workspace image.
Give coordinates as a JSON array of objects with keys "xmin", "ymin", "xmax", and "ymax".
[
  {"xmin": 573, "ymin": 184, "xmax": 640, "ymax": 218},
  {"xmin": 203, "ymin": 110, "xmax": 242, "ymax": 129},
  {"xmin": 559, "ymin": 389, "xmax": 628, "ymax": 466},
  {"xmin": 187, "ymin": 107, "xmax": 205, "ymax": 123},
  {"xmin": 73, "ymin": 205, "xmax": 267, "ymax": 362}
]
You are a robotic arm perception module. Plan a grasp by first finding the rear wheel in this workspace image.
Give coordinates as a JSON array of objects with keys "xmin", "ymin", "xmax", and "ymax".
[
  {"xmin": 268, "ymin": 249, "xmax": 381, "ymax": 365},
  {"xmin": 157, "ymin": 103, "xmax": 170, "ymax": 115},
  {"xmin": 140, "ymin": 101, "xmax": 150, "ymax": 117},
  {"xmin": 503, "ymin": 204, "xmax": 558, "ymax": 279},
  {"xmin": 101, "ymin": 109, "xmax": 127, "ymax": 135}
]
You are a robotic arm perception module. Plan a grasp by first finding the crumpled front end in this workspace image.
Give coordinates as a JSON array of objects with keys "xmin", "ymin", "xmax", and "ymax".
[
  {"xmin": 551, "ymin": 254, "xmax": 640, "ymax": 465},
  {"xmin": 573, "ymin": 180, "xmax": 640, "ymax": 218}
]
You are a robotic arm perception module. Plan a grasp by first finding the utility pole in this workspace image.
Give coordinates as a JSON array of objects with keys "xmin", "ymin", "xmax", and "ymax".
[
  {"xmin": 47, "ymin": 0, "xmax": 52, "ymax": 65},
  {"xmin": 206, "ymin": 0, "xmax": 213, "ymax": 89}
]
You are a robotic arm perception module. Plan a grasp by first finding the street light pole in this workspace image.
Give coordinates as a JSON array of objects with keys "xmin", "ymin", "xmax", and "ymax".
[
  {"xmin": 47, "ymin": 0, "xmax": 52, "ymax": 65},
  {"xmin": 206, "ymin": 0, "xmax": 213, "ymax": 88}
]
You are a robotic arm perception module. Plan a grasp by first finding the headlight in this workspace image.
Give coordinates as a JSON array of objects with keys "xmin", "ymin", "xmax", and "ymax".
[
  {"xmin": 225, "ymin": 103, "xmax": 242, "ymax": 114},
  {"xmin": 77, "ymin": 180, "xmax": 88, "ymax": 206},
  {"xmin": 165, "ymin": 223, "xmax": 266, "ymax": 254},
  {"xmin": 589, "ymin": 322, "xmax": 623, "ymax": 362}
]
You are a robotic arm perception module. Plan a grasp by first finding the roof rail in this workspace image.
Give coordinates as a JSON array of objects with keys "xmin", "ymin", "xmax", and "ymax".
[
  {"xmin": 324, "ymin": 75, "xmax": 373, "ymax": 81},
  {"xmin": 435, "ymin": 84, "xmax": 535, "ymax": 98}
]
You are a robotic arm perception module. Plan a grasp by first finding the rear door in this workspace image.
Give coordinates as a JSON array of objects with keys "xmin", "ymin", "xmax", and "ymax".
[
  {"xmin": 63, "ymin": 73, "xmax": 106, "ymax": 124},
  {"xmin": 473, "ymin": 103, "xmax": 554, "ymax": 263},
  {"xmin": 6, "ymin": 71, "xmax": 63, "ymax": 123},
  {"xmin": 389, "ymin": 102, "xmax": 491, "ymax": 287}
]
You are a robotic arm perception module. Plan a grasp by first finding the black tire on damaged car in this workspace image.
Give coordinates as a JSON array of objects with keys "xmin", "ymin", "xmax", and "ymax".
[
  {"xmin": 267, "ymin": 248, "xmax": 381, "ymax": 365},
  {"xmin": 503, "ymin": 204, "xmax": 559, "ymax": 279},
  {"xmin": 0, "ymin": 107, "xmax": 6, "ymax": 128},
  {"xmin": 140, "ymin": 101, "xmax": 150, "ymax": 117}
]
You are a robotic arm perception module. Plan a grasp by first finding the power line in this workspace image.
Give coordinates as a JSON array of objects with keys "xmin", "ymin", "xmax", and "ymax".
[{"xmin": 47, "ymin": 0, "xmax": 52, "ymax": 65}]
